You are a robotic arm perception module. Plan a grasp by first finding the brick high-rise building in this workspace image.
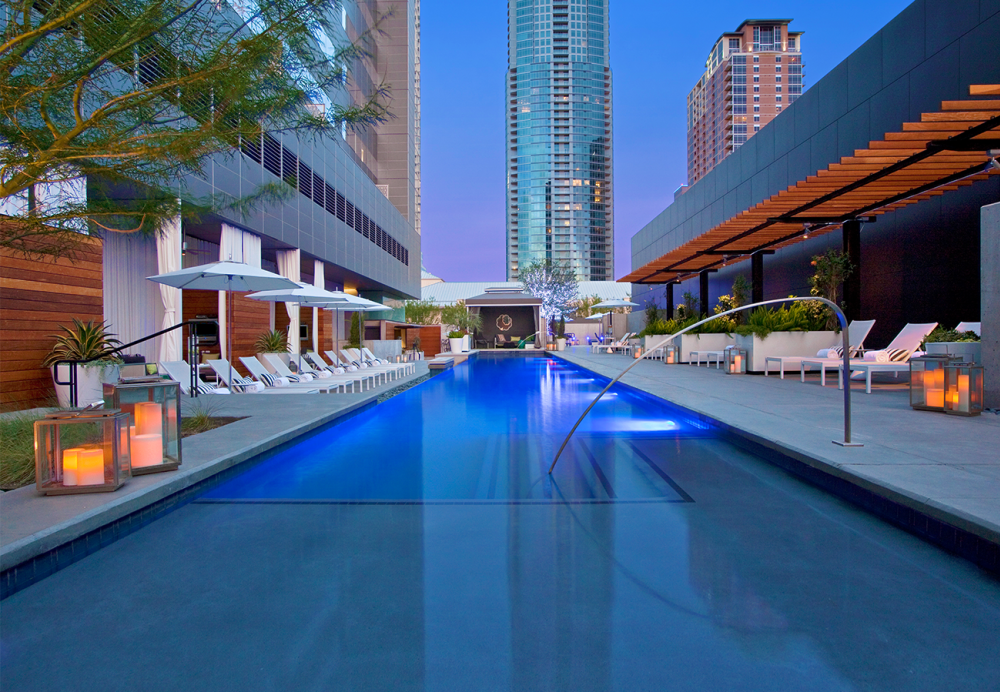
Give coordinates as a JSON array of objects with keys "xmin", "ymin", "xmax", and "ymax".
[
  {"xmin": 686, "ymin": 20, "xmax": 803, "ymax": 186},
  {"xmin": 506, "ymin": 0, "xmax": 613, "ymax": 282}
]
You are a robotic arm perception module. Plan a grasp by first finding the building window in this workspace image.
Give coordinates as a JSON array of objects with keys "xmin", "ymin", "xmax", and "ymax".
[
  {"xmin": 775, "ymin": 56, "xmax": 782, "ymax": 63},
  {"xmin": 753, "ymin": 65, "xmax": 759, "ymax": 73},
  {"xmin": 728, "ymin": 38, "xmax": 740, "ymax": 51},
  {"xmin": 753, "ymin": 105, "xmax": 760, "ymax": 112},
  {"xmin": 788, "ymin": 36, "xmax": 796, "ymax": 50},
  {"xmin": 776, "ymin": 86, "xmax": 782, "ymax": 92},
  {"xmin": 753, "ymin": 95, "xmax": 760, "ymax": 102},
  {"xmin": 753, "ymin": 85, "xmax": 759, "ymax": 93},
  {"xmin": 753, "ymin": 55, "xmax": 759, "ymax": 63},
  {"xmin": 753, "ymin": 75, "xmax": 759, "ymax": 83},
  {"xmin": 775, "ymin": 66, "xmax": 782, "ymax": 73},
  {"xmin": 754, "ymin": 124, "xmax": 760, "ymax": 131}
]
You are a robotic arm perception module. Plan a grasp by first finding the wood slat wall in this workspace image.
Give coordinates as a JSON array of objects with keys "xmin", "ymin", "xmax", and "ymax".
[
  {"xmin": 181, "ymin": 290, "xmax": 271, "ymax": 377},
  {"xmin": 0, "ymin": 232, "xmax": 104, "ymax": 411},
  {"xmin": 413, "ymin": 326, "xmax": 442, "ymax": 359}
]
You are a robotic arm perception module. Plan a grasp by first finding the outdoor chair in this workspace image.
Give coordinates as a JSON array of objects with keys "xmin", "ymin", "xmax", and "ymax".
[
  {"xmin": 324, "ymin": 350, "xmax": 361, "ymax": 372},
  {"xmin": 799, "ymin": 322, "xmax": 938, "ymax": 392},
  {"xmin": 340, "ymin": 349, "xmax": 392, "ymax": 384},
  {"xmin": 260, "ymin": 353, "xmax": 368, "ymax": 392},
  {"xmin": 593, "ymin": 332, "xmax": 634, "ymax": 354},
  {"xmin": 764, "ymin": 320, "xmax": 877, "ymax": 379},
  {"xmin": 159, "ymin": 360, "xmax": 230, "ymax": 396},
  {"xmin": 956, "ymin": 321, "xmax": 981, "ymax": 336},
  {"xmin": 239, "ymin": 356, "xmax": 336, "ymax": 392},
  {"xmin": 362, "ymin": 347, "xmax": 415, "ymax": 377},
  {"xmin": 208, "ymin": 359, "xmax": 264, "ymax": 393}
]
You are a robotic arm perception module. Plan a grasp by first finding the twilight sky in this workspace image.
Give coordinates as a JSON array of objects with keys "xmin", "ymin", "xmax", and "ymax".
[{"xmin": 418, "ymin": 0, "xmax": 914, "ymax": 282}]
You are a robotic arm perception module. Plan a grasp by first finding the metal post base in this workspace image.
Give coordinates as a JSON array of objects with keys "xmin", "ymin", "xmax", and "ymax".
[{"xmin": 832, "ymin": 440, "xmax": 864, "ymax": 447}]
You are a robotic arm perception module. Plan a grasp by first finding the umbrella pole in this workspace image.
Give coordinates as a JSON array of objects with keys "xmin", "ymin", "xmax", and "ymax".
[{"xmin": 228, "ymin": 287, "xmax": 234, "ymax": 393}]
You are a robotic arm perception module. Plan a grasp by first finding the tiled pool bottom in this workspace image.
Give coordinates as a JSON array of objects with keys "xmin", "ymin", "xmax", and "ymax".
[{"xmin": 2, "ymin": 355, "xmax": 1000, "ymax": 690}]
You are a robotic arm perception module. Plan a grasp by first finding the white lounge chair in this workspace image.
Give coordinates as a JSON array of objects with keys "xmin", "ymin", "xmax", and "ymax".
[
  {"xmin": 259, "ymin": 353, "xmax": 366, "ymax": 392},
  {"xmin": 339, "ymin": 349, "xmax": 388, "ymax": 385},
  {"xmin": 324, "ymin": 350, "xmax": 359, "ymax": 372},
  {"xmin": 208, "ymin": 359, "xmax": 264, "ymax": 393},
  {"xmin": 592, "ymin": 333, "xmax": 634, "ymax": 354},
  {"xmin": 239, "ymin": 356, "xmax": 327, "ymax": 393},
  {"xmin": 362, "ymin": 347, "xmax": 416, "ymax": 377},
  {"xmin": 799, "ymin": 322, "xmax": 938, "ymax": 391},
  {"xmin": 159, "ymin": 360, "xmax": 230, "ymax": 396},
  {"xmin": 764, "ymin": 320, "xmax": 876, "ymax": 379},
  {"xmin": 956, "ymin": 321, "xmax": 981, "ymax": 336}
]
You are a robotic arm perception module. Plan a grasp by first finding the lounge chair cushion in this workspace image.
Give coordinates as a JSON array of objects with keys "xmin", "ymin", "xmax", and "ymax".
[
  {"xmin": 258, "ymin": 372, "xmax": 278, "ymax": 387},
  {"xmin": 196, "ymin": 383, "xmax": 216, "ymax": 394}
]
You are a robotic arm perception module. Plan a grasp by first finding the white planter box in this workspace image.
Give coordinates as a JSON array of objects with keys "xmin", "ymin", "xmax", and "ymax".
[
  {"xmin": 734, "ymin": 331, "xmax": 838, "ymax": 373},
  {"xmin": 51, "ymin": 363, "xmax": 119, "ymax": 409},
  {"xmin": 448, "ymin": 338, "xmax": 464, "ymax": 354},
  {"xmin": 676, "ymin": 334, "xmax": 735, "ymax": 363},
  {"xmin": 556, "ymin": 338, "xmax": 566, "ymax": 351},
  {"xmin": 925, "ymin": 342, "xmax": 981, "ymax": 363}
]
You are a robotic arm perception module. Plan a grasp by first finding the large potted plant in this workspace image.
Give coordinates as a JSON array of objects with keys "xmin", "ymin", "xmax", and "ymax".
[
  {"xmin": 447, "ymin": 330, "xmax": 465, "ymax": 354},
  {"xmin": 254, "ymin": 329, "xmax": 290, "ymax": 365},
  {"xmin": 556, "ymin": 316, "xmax": 567, "ymax": 351},
  {"xmin": 43, "ymin": 319, "xmax": 122, "ymax": 408},
  {"xmin": 923, "ymin": 327, "xmax": 981, "ymax": 363},
  {"xmin": 733, "ymin": 301, "xmax": 836, "ymax": 372}
]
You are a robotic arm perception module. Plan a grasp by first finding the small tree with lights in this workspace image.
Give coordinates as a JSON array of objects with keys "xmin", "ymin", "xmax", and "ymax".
[{"xmin": 519, "ymin": 259, "xmax": 578, "ymax": 324}]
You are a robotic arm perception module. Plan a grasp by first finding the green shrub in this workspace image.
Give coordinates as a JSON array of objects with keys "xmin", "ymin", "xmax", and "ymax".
[
  {"xmin": 0, "ymin": 412, "xmax": 41, "ymax": 489},
  {"xmin": 921, "ymin": 328, "xmax": 980, "ymax": 348},
  {"xmin": 254, "ymin": 329, "xmax": 288, "ymax": 354},
  {"xmin": 447, "ymin": 330, "xmax": 464, "ymax": 339},
  {"xmin": 733, "ymin": 300, "xmax": 829, "ymax": 339}
]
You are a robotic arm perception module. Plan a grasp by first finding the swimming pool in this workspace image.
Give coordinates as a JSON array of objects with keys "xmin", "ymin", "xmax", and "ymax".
[{"xmin": 2, "ymin": 353, "xmax": 999, "ymax": 691}]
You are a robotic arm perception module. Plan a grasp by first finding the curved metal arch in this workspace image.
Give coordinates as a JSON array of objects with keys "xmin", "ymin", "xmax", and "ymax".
[{"xmin": 548, "ymin": 297, "xmax": 861, "ymax": 474}]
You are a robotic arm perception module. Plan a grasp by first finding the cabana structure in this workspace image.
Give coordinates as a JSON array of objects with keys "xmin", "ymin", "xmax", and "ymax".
[{"xmin": 465, "ymin": 287, "xmax": 546, "ymax": 350}]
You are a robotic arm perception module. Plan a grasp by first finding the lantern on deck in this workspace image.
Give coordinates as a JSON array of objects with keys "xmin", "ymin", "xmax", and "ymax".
[
  {"xmin": 34, "ymin": 410, "xmax": 131, "ymax": 495},
  {"xmin": 909, "ymin": 355, "xmax": 959, "ymax": 412},
  {"xmin": 663, "ymin": 344, "xmax": 680, "ymax": 365},
  {"xmin": 944, "ymin": 363, "xmax": 984, "ymax": 416},
  {"xmin": 633, "ymin": 346, "xmax": 643, "ymax": 359},
  {"xmin": 724, "ymin": 347, "xmax": 747, "ymax": 374},
  {"xmin": 103, "ymin": 378, "xmax": 182, "ymax": 474}
]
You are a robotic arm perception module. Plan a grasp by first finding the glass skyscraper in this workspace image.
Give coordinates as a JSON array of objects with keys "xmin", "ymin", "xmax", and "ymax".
[{"xmin": 506, "ymin": 0, "xmax": 613, "ymax": 281}]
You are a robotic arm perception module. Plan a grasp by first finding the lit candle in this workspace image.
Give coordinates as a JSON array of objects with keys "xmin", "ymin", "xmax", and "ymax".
[
  {"xmin": 62, "ymin": 447, "xmax": 82, "ymax": 486},
  {"xmin": 734, "ymin": 355, "xmax": 742, "ymax": 372},
  {"xmin": 131, "ymin": 433, "xmax": 163, "ymax": 468},
  {"xmin": 77, "ymin": 448, "xmax": 105, "ymax": 486},
  {"xmin": 134, "ymin": 402, "xmax": 162, "ymax": 436},
  {"xmin": 927, "ymin": 367, "xmax": 945, "ymax": 409},
  {"xmin": 958, "ymin": 374, "xmax": 970, "ymax": 411}
]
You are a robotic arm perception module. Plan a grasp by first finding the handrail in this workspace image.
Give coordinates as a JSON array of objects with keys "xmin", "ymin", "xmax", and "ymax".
[
  {"xmin": 53, "ymin": 319, "xmax": 218, "ymax": 406},
  {"xmin": 548, "ymin": 297, "xmax": 861, "ymax": 474}
]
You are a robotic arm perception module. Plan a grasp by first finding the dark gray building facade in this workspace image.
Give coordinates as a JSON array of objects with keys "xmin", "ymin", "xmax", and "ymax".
[{"xmin": 631, "ymin": 0, "xmax": 999, "ymax": 347}]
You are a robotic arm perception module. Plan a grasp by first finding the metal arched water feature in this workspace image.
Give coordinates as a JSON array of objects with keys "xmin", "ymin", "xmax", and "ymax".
[{"xmin": 549, "ymin": 297, "xmax": 863, "ymax": 475}]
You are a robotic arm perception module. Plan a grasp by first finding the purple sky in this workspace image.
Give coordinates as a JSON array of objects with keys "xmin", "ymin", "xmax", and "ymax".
[{"xmin": 418, "ymin": 0, "xmax": 914, "ymax": 282}]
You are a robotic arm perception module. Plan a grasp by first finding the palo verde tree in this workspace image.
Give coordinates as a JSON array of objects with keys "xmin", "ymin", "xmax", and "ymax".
[
  {"xmin": 518, "ymin": 259, "xmax": 578, "ymax": 322},
  {"xmin": 0, "ymin": 0, "xmax": 390, "ymax": 255}
]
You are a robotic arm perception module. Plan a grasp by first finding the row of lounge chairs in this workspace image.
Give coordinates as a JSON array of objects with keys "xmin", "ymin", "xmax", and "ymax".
[{"xmin": 160, "ymin": 347, "xmax": 415, "ymax": 396}]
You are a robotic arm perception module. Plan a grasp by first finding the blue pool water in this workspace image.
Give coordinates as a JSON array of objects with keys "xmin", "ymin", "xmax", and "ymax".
[
  {"xmin": 3, "ymin": 353, "xmax": 999, "ymax": 691},
  {"xmin": 203, "ymin": 353, "xmax": 708, "ymax": 503}
]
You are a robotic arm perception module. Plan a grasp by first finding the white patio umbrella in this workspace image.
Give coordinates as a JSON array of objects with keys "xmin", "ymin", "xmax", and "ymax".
[
  {"xmin": 246, "ymin": 282, "xmax": 353, "ymax": 376},
  {"xmin": 322, "ymin": 295, "xmax": 392, "ymax": 362},
  {"xmin": 590, "ymin": 299, "xmax": 638, "ymax": 341},
  {"xmin": 148, "ymin": 261, "xmax": 299, "ymax": 393}
]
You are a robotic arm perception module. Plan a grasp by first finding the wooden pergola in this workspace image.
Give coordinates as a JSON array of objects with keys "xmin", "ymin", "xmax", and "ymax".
[{"xmin": 622, "ymin": 85, "xmax": 1000, "ymax": 287}]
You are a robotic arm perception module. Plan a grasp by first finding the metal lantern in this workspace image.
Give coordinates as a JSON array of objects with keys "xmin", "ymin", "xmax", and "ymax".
[
  {"xmin": 103, "ymin": 378, "xmax": 182, "ymax": 474},
  {"xmin": 909, "ymin": 355, "xmax": 960, "ymax": 412},
  {"xmin": 724, "ymin": 347, "xmax": 747, "ymax": 374},
  {"xmin": 34, "ymin": 410, "xmax": 131, "ymax": 495},
  {"xmin": 944, "ymin": 363, "xmax": 984, "ymax": 416},
  {"xmin": 663, "ymin": 344, "xmax": 680, "ymax": 365}
]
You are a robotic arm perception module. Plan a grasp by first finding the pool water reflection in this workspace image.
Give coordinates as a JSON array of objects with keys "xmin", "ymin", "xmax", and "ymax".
[{"xmin": 2, "ymin": 354, "xmax": 999, "ymax": 692}]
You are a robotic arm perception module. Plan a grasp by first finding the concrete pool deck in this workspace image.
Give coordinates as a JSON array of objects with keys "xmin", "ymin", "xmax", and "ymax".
[
  {"xmin": 555, "ymin": 348, "xmax": 1000, "ymax": 560},
  {"xmin": 0, "ymin": 363, "xmax": 430, "ymax": 581}
]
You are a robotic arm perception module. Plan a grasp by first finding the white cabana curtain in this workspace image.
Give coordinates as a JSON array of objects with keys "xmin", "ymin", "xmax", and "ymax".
[
  {"xmin": 104, "ymin": 232, "xmax": 161, "ymax": 363},
  {"xmin": 313, "ymin": 260, "xmax": 324, "ymax": 353},
  {"xmin": 156, "ymin": 215, "xmax": 183, "ymax": 362},
  {"xmin": 218, "ymin": 224, "xmax": 261, "ymax": 359},
  {"xmin": 276, "ymin": 249, "xmax": 301, "ymax": 353}
]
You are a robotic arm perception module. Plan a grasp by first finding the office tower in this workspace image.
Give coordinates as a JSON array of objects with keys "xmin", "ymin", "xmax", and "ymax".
[
  {"xmin": 344, "ymin": 0, "xmax": 421, "ymax": 236},
  {"xmin": 506, "ymin": 0, "xmax": 613, "ymax": 281},
  {"xmin": 686, "ymin": 20, "xmax": 803, "ymax": 186}
]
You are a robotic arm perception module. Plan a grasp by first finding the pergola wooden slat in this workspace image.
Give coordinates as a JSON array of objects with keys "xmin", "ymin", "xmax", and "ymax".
[{"xmin": 622, "ymin": 85, "xmax": 1000, "ymax": 285}]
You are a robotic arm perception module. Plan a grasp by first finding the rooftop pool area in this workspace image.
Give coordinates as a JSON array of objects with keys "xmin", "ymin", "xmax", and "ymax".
[{"xmin": 2, "ymin": 353, "xmax": 999, "ymax": 691}]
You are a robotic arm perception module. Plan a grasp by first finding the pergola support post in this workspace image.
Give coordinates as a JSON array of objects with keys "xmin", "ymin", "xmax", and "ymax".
[
  {"xmin": 665, "ymin": 282, "xmax": 675, "ymax": 320},
  {"xmin": 843, "ymin": 219, "xmax": 862, "ymax": 322},
  {"xmin": 751, "ymin": 252, "xmax": 765, "ymax": 304},
  {"xmin": 699, "ymin": 271, "xmax": 711, "ymax": 317}
]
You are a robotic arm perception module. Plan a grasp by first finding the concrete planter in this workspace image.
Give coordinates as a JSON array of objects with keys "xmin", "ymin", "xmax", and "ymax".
[
  {"xmin": 925, "ymin": 341, "xmax": 982, "ymax": 364},
  {"xmin": 556, "ymin": 338, "xmax": 566, "ymax": 351},
  {"xmin": 676, "ymin": 334, "xmax": 735, "ymax": 363},
  {"xmin": 734, "ymin": 331, "xmax": 838, "ymax": 373},
  {"xmin": 51, "ymin": 363, "xmax": 120, "ymax": 409},
  {"xmin": 448, "ymin": 338, "xmax": 464, "ymax": 354}
]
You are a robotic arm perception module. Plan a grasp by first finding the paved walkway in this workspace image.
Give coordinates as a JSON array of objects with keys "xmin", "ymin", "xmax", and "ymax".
[
  {"xmin": 0, "ymin": 364, "xmax": 430, "ymax": 571},
  {"xmin": 555, "ymin": 347, "xmax": 1000, "ymax": 545}
]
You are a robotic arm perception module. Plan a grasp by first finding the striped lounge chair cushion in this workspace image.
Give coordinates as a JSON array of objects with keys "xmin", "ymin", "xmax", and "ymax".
[
  {"xmin": 259, "ymin": 372, "xmax": 278, "ymax": 387},
  {"xmin": 886, "ymin": 348, "xmax": 911, "ymax": 362},
  {"xmin": 196, "ymin": 383, "xmax": 215, "ymax": 394}
]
